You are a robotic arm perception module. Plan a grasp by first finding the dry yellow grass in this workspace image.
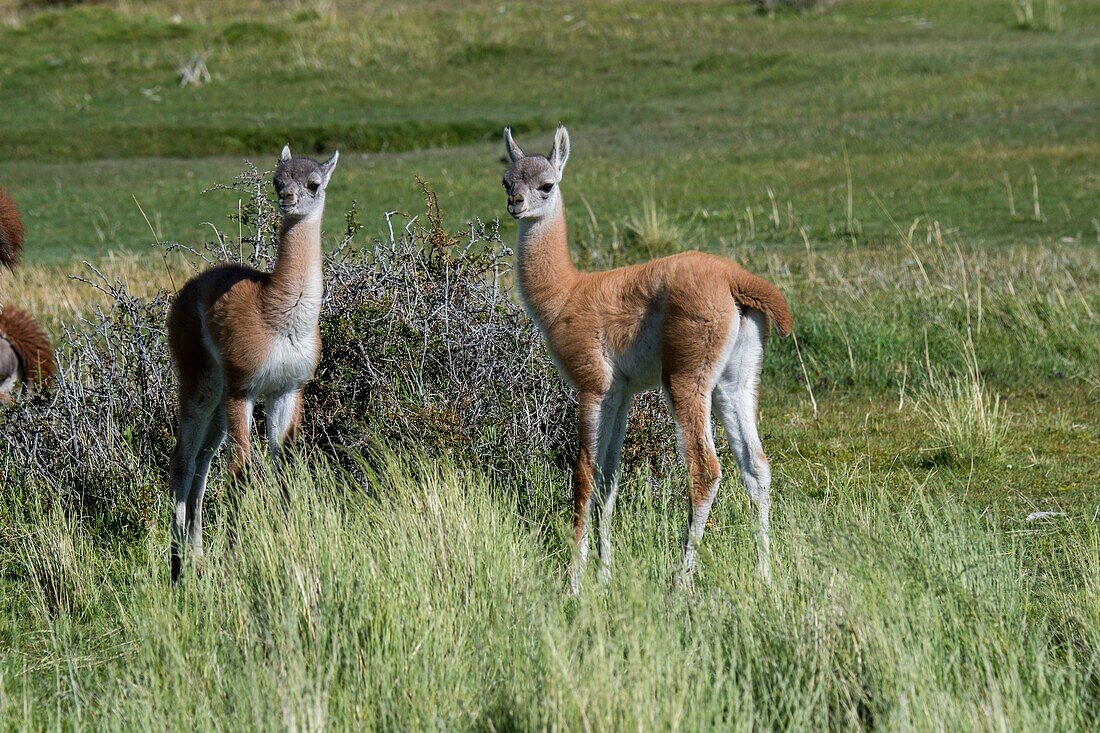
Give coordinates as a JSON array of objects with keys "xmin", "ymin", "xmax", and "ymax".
[{"xmin": 3, "ymin": 252, "xmax": 182, "ymax": 331}]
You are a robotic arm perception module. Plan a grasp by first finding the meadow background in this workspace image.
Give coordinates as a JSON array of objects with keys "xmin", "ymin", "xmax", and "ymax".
[{"xmin": 1, "ymin": 0, "xmax": 1098, "ymax": 729}]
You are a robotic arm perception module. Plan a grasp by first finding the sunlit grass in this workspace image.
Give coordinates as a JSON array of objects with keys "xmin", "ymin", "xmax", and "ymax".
[{"xmin": 1, "ymin": 455, "xmax": 1096, "ymax": 729}]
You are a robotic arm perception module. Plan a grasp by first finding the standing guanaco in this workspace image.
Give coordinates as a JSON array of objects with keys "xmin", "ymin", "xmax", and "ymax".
[
  {"xmin": 501, "ymin": 125, "xmax": 792, "ymax": 592},
  {"xmin": 166, "ymin": 146, "xmax": 338, "ymax": 581}
]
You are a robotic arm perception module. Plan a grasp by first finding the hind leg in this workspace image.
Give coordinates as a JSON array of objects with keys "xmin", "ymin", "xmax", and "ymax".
[
  {"xmin": 169, "ymin": 384, "xmax": 220, "ymax": 582},
  {"xmin": 226, "ymin": 392, "xmax": 255, "ymax": 480},
  {"xmin": 667, "ymin": 385, "xmax": 722, "ymax": 592},
  {"xmin": 186, "ymin": 405, "xmax": 227, "ymax": 572},
  {"xmin": 713, "ymin": 310, "xmax": 772, "ymax": 583}
]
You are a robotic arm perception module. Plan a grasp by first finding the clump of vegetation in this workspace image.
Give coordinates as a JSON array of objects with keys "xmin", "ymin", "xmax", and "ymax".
[
  {"xmin": 1010, "ymin": 0, "xmax": 1064, "ymax": 31},
  {"xmin": 754, "ymin": 0, "xmax": 837, "ymax": 14},
  {"xmin": 622, "ymin": 193, "xmax": 692, "ymax": 258},
  {"xmin": 918, "ymin": 351, "xmax": 1012, "ymax": 465},
  {"xmin": 308, "ymin": 179, "xmax": 575, "ymax": 473},
  {"xmin": 1, "ymin": 268, "xmax": 175, "ymax": 530},
  {"xmin": 2, "ymin": 456, "xmax": 1098, "ymax": 729},
  {"xmin": 19, "ymin": 0, "xmax": 91, "ymax": 8}
]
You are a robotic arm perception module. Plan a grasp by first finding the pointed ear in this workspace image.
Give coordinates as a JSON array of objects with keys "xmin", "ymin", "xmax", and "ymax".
[
  {"xmin": 504, "ymin": 126, "xmax": 524, "ymax": 164},
  {"xmin": 281, "ymin": 144, "xmax": 292, "ymax": 163},
  {"xmin": 549, "ymin": 124, "xmax": 570, "ymax": 175},
  {"xmin": 320, "ymin": 150, "xmax": 339, "ymax": 186}
]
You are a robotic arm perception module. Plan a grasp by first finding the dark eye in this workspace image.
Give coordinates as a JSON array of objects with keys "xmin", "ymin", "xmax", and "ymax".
[
  {"xmin": 307, "ymin": 181, "xmax": 320, "ymax": 193},
  {"xmin": 539, "ymin": 183, "xmax": 554, "ymax": 193},
  {"xmin": 502, "ymin": 178, "xmax": 508, "ymax": 189},
  {"xmin": 274, "ymin": 180, "xmax": 284, "ymax": 192}
]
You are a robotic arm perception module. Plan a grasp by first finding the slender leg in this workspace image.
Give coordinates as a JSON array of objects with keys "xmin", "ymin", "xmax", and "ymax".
[
  {"xmin": 714, "ymin": 310, "xmax": 772, "ymax": 583},
  {"xmin": 665, "ymin": 378, "xmax": 722, "ymax": 592},
  {"xmin": 284, "ymin": 389, "xmax": 304, "ymax": 445},
  {"xmin": 568, "ymin": 391, "xmax": 602, "ymax": 595},
  {"xmin": 186, "ymin": 406, "xmax": 227, "ymax": 572},
  {"xmin": 226, "ymin": 393, "xmax": 255, "ymax": 480},
  {"xmin": 265, "ymin": 388, "xmax": 304, "ymax": 507},
  {"xmin": 169, "ymin": 396, "xmax": 217, "ymax": 582},
  {"xmin": 265, "ymin": 388, "xmax": 303, "ymax": 465},
  {"xmin": 595, "ymin": 391, "xmax": 630, "ymax": 585}
]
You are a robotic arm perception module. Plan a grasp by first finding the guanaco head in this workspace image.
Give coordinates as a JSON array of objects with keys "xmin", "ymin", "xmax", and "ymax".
[
  {"xmin": 274, "ymin": 145, "xmax": 339, "ymax": 222},
  {"xmin": 502, "ymin": 124, "xmax": 570, "ymax": 221}
]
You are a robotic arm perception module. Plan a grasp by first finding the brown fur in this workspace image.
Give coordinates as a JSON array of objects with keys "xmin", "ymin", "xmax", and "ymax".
[
  {"xmin": 524, "ymin": 215, "xmax": 787, "ymax": 586},
  {"xmin": 526, "ymin": 213, "xmax": 786, "ymax": 564},
  {"xmin": 0, "ymin": 305, "xmax": 56, "ymax": 385},
  {"xmin": 504, "ymin": 125, "xmax": 789, "ymax": 588},
  {"xmin": 519, "ymin": 229, "xmax": 792, "ymax": 396},
  {"xmin": 167, "ymin": 218, "xmax": 322, "ymax": 476},
  {"xmin": 0, "ymin": 188, "xmax": 25, "ymax": 270},
  {"xmin": 166, "ymin": 148, "xmax": 336, "ymax": 583}
]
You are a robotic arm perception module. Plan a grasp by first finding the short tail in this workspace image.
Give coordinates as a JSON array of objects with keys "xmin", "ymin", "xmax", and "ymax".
[
  {"xmin": 729, "ymin": 266, "xmax": 793, "ymax": 337},
  {"xmin": 0, "ymin": 305, "xmax": 55, "ymax": 385},
  {"xmin": 0, "ymin": 188, "xmax": 24, "ymax": 270}
]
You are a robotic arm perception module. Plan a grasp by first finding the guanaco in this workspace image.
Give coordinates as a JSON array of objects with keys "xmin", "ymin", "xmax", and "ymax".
[
  {"xmin": 501, "ymin": 125, "xmax": 792, "ymax": 592},
  {"xmin": 166, "ymin": 146, "xmax": 338, "ymax": 581},
  {"xmin": 0, "ymin": 188, "xmax": 55, "ymax": 404}
]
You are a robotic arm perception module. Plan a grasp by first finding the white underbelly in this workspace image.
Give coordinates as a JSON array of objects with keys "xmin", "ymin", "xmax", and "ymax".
[
  {"xmin": 247, "ymin": 332, "xmax": 319, "ymax": 396},
  {"xmin": 615, "ymin": 360, "xmax": 662, "ymax": 394}
]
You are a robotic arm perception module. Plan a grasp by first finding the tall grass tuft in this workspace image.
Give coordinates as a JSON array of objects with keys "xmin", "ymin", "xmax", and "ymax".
[
  {"xmin": 755, "ymin": 0, "xmax": 837, "ymax": 13},
  {"xmin": 918, "ymin": 351, "xmax": 1012, "ymax": 464},
  {"xmin": 914, "ymin": 241, "xmax": 1012, "ymax": 465},
  {"xmin": 1011, "ymin": 0, "xmax": 1064, "ymax": 30},
  {"xmin": 623, "ymin": 191, "xmax": 693, "ymax": 258}
]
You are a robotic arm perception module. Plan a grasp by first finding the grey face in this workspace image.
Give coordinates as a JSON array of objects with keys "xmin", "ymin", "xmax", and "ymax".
[
  {"xmin": 502, "ymin": 156, "xmax": 559, "ymax": 220},
  {"xmin": 274, "ymin": 146, "xmax": 339, "ymax": 221},
  {"xmin": 501, "ymin": 124, "xmax": 570, "ymax": 221}
]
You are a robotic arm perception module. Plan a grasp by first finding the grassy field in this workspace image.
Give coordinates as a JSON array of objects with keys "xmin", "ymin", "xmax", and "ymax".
[
  {"xmin": 1, "ymin": 0, "xmax": 1098, "ymax": 729},
  {"xmin": 0, "ymin": 0, "xmax": 1096, "ymax": 261},
  {"xmin": 2, "ymin": 458, "xmax": 1098, "ymax": 729}
]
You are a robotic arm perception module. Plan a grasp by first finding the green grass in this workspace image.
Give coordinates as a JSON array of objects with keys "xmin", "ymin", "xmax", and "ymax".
[
  {"xmin": 2, "ymin": 456, "xmax": 1098, "ymax": 729},
  {"xmin": 0, "ymin": 0, "xmax": 1096, "ymax": 260}
]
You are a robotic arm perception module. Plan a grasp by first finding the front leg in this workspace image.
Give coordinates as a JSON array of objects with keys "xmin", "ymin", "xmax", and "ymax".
[
  {"xmin": 594, "ymin": 390, "xmax": 630, "ymax": 586},
  {"xmin": 568, "ymin": 391, "xmax": 601, "ymax": 595}
]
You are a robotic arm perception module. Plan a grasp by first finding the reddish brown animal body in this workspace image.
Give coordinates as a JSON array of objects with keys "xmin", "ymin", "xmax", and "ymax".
[
  {"xmin": 0, "ymin": 188, "xmax": 55, "ymax": 404},
  {"xmin": 0, "ymin": 187, "xmax": 25, "ymax": 271},
  {"xmin": 0, "ymin": 305, "xmax": 56, "ymax": 403},
  {"xmin": 502, "ymin": 125, "xmax": 791, "ymax": 591},
  {"xmin": 166, "ymin": 146, "xmax": 337, "ymax": 582}
]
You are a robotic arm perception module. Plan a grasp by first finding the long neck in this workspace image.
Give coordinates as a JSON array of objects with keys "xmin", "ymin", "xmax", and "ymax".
[
  {"xmin": 515, "ymin": 201, "xmax": 579, "ymax": 328},
  {"xmin": 265, "ymin": 214, "xmax": 323, "ymax": 309}
]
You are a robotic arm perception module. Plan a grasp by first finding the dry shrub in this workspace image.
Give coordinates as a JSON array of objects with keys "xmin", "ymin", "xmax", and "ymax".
[{"xmin": 307, "ymin": 179, "xmax": 575, "ymax": 472}]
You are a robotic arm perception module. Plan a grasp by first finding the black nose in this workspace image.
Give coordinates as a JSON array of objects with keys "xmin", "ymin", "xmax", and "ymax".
[{"xmin": 509, "ymin": 193, "xmax": 525, "ymax": 207}]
